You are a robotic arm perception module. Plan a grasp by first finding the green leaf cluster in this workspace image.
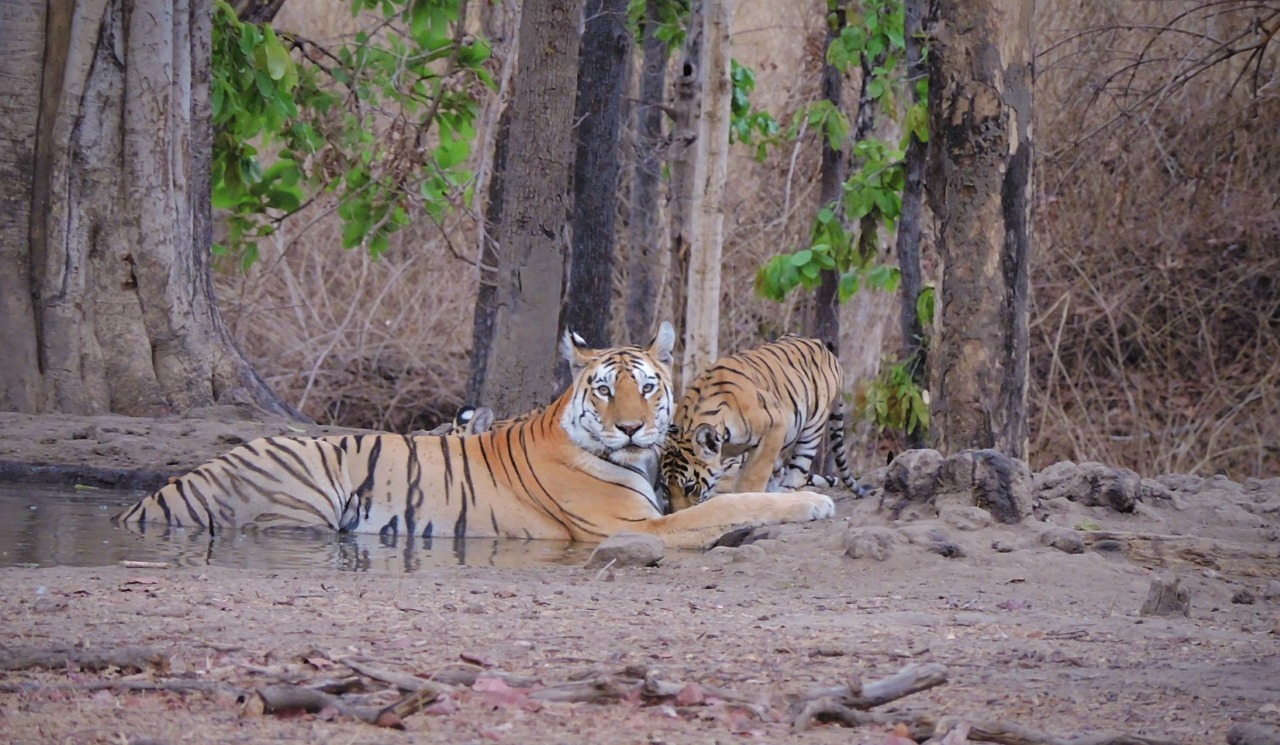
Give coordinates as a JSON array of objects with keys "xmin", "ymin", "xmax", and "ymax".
[
  {"xmin": 211, "ymin": 0, "xmax": 493, "ymax": 267},
  {"xmin": 860, "ymin": 360, "xmax": 930, "ymax": 436},
  {"xmin": 626, "ymin": 0, "xmax": 689, "ymax": 47},
  {"xmin": 729, "ymin": 60, "xmax": 781, "ymax": 162}
]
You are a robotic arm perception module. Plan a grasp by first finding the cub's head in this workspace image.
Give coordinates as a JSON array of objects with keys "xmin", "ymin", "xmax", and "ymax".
[
  {"xmin": 661, "ymin": 421, "xmax": 736, "ymax": 511},
  {"xmin": 560, "ymin": 321, "xmax": 675, "ymax": 460}
]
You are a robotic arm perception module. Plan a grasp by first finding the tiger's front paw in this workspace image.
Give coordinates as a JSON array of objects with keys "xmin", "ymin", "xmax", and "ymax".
[{"xmin": 789, "ymin": 490, "xmax": 836, "ymax": 521}]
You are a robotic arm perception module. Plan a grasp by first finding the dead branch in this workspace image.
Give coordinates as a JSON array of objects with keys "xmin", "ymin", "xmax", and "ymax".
[
  {"xmin": 528, "ymin": 675, "xmax": 636, "ymax": 703},
  {"xmin": 330, "ymin": 656, "xmax": 454, "ymax": 698},
  {"xmin": 0, "ymin": 679, "xmax": 235, "ymax": 696},
  {"xmin": 241, "ymin": 684, "xmax": 401, "ymax": 728},
  {"xmin": 0, "ymin": 646, "xmax": 170, "ymax": 674},
  {"xmin": 803, "ymin": 662, "xmax": 950, "ymax": 708}
]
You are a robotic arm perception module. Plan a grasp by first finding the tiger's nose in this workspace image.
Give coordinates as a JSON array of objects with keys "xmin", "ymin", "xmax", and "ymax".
[{"xmin": 617, "ymin": 422, "xmax": 642, "ymax": 437}]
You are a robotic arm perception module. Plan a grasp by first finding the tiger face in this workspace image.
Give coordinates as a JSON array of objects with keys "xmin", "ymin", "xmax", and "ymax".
[
  {"xmin": 559, "ymin": 323, "xmax": 675, "ymax": 460},
  {"xmin": 661, "ymin": 423, "xmax": 736, "ymax": 511}
]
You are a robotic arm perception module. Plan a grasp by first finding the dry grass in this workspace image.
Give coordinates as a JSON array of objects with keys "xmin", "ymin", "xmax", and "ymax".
[
  {"xmin": 215, "ymin": 0, "xmax": 1279, "ymax": 477},
  {"xmin": 1032, "ymin": 0, "xmax": 1280, "ymax": 477}
]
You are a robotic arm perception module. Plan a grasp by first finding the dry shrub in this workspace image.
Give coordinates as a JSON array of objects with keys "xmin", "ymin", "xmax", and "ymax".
[
  {"xmin": 217, "ymin": 206, "xmax": 479, "ymax": 432},
  {"xmin": 1033, "ymin": 0, "xmax": 1280, "ymax": 476}
]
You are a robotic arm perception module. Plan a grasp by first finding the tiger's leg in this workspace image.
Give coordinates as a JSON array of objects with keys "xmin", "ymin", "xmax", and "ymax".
[
  {"xmin": 732, "ymin": 425, "xmax": 789, "ymax": 493},
  {"xmin": 776, "ymin": 424, "xmax": 825, "ymax": 489},
  {"xmin": 634, "ymin": 490, "xmax": 836, "ymax": 549}
]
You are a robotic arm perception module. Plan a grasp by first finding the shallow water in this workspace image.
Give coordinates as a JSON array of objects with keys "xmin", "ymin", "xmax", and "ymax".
[{"xmin": 0, "ymin": 483, "xmax": 591, "ymax": 573}]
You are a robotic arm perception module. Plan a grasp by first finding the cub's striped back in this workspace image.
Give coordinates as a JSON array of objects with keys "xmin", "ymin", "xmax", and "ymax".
[{"xmin": 661, "ymin": 336, "xmax": 864, "ymax": 511}]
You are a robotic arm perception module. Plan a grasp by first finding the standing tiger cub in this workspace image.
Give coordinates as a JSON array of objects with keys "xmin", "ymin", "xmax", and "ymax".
[
  {"xmin": 662, "ymin": 336, "xmax": 865, "ymax": 511},
  {"xmin": 114, "ymin": 323, "xmax": 834, "ymax": 548}
]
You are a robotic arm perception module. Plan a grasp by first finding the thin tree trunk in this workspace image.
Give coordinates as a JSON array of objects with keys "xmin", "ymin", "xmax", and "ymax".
[
  {"xmin": 625, "ymin": 0, "xmax": 670, "ymax": 345},
  {"xmin": 811, "ymin": 1, "xmax": 848, "ymax": 351},
  {"xmin": 681, "ymin": 0, "xmax": 732, "ymax": 387},
  {"xmin": 0, "ymin": 0, "xmax": 297, "ymax": 419},
  {"xmin": 564, "ymin": 0, "xmax": 631, "ymax": 348},
  {"xmin": 475, "ymin": 0, "xmax": 583, "ymax": 417},
  {"xmin": 896, "ymin": 0, "xmax": 929, "ymax": 449},
  {"xmin": 668, "ymin": 1, "xmax": 704, "ymax": 390},
  {"xmin": 925, "ymin": 0, "xmax": 1033, "ymax": 458}
]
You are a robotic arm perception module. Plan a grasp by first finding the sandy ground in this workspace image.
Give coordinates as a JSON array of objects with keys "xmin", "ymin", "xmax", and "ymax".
[{"xmin": 1, "ymin": 410, "xmax": 1278, "ymax": 745}]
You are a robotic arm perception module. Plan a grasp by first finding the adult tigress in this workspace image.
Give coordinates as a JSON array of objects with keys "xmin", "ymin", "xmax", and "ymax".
[
  {"xmin": 662, "ymin": 335, "xmax": 865, "ymax": 512},
  {"xmin": 113, "ymin": 323, "xmax": 834, "ymax": 548}
]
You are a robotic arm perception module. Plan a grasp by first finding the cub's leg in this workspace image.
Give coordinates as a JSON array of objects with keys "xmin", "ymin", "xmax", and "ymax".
[{"xmin": 732, "ymin": 424, "xmax": 788, "ymax": 493}]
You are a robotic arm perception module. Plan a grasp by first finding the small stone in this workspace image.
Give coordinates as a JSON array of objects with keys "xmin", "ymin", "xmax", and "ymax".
[
  {"xmin": 1264, "ymin": 581, "xmax": 1280, "ymax": 602},
  {"xmin": 729, "ymin": 543, "xmax": 767, "ymax": 563},
  {"xmin": 1232, "ymin": 590, "xmax": 1257, "ymax": 605},
  {"xmin": 584, "ymin": 532, "xmax": 664, "ymax": 569},
  {"xmin": 843, "ymin": 526, "xmax": 907, "ymax": 562},
  {"xmin": 939, "ymin": 504, "xmax": 994, "ymax": 531},
  {"xmin": 1038, "ymin": 526, "xmax": 1084, "ymax": 554}
]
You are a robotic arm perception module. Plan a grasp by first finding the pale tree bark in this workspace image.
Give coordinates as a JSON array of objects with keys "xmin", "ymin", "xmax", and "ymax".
[
  {"xmin": 680, "ymin": 0, "xmax": 732, "ymax": 387},
  {"xmin": 666, "ymin": 1, "xmax": 703, "ymax": 390},
  {"xmin": 925, "ymin": 0, "xmax": 1033, "ymax": 458},
  {"xmin": 0, "ymin": 0, "xmax": 296, "ymax": 418},
  {"xmin": 474, "ymin": 0, "xmax": 583, "ymax": 417},
  {"xmin": 564, "ymin": 0, "xmax": 631, "ymax": 348},
  {"xmin": 625, "ymin": 0, "xmax": 670, "ymax": 346}
]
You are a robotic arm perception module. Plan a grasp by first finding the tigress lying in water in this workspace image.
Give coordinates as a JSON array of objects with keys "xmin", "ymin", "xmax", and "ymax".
[
  {"xmin": 113, "ymin": 323, "xmax": 834, "ymax": 548},
  {"xmin": 662, "ymin": 335, "xmax": 865, "ymax": 512}
]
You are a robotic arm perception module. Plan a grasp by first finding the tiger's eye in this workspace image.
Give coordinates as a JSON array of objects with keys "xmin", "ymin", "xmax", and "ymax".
[{"xmin": 595, "ymin": 385, "xmax": 611, "ymax": 398}]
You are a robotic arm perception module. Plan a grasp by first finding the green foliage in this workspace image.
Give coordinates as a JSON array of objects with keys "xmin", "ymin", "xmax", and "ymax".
[
  {"xmin": 211, "ymin": 0, "xmax": 493, "ymax": 266},
  {"xmin": 860, "ymin": 360, "xmax": 930, "ymax": 436},
  {"xmin": 755, "ymin": 0, "xmax": 928, "ymax": 305},
  {"xmin": 626, "ymin": 0, "xmax": 689, "ymax": 47},
  {"xmin": 729, "ymin": 60, "xmax": 780, "ymax": 162}
]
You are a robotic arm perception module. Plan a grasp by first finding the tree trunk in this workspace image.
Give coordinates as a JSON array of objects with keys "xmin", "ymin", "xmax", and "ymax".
[
  {"xmin": 667, "ymin": 1, "xmax": 703, "ymax": 390},
  {"xmin": 564, "ymin": 0, "xmax": 631, "ymax": 349},
  {"xmin": 0, "ymin": 0, "xmax": 297, "ymax": 419},
  {"xmin": 474, "ymin": 0, "xmax": 582, "ymax": 417},
  {"xmin": 925, "ymin": 0, "xmax": 1033, "ymax": 458},
  {"xmin": 895, "ymin": 0, "xmax": 929, "ymax": 449},
  {"xmin": 810, "ymin": 2, "xmax": 848, "ymax": 351},
  {"xmin": 625, "ymin": 0, "xmax": 670, "ymax": 346},
  {"xmin": 680, "ymin": 0, "xmax": 732, "ymax": 387}
]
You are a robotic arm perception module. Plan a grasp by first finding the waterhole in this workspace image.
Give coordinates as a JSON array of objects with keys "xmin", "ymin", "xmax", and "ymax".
[{"xmin": 0, "ymin": 482, "xmax": 592, "ymax": 573}]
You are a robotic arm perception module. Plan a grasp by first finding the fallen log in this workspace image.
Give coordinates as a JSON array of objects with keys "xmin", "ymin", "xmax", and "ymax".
[
  {"xmin": 0, "ymin": 646, "xmax": 170, "ymax": 674},
  {"xmin": 1080, "ymin": 531, "xmax": 1280, "ymax": 578}
]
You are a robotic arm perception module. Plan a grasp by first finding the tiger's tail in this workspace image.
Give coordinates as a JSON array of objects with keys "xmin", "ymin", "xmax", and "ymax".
[{"xmin": 813, "ymin": 396, "xmax": 868, "ymax": 497}]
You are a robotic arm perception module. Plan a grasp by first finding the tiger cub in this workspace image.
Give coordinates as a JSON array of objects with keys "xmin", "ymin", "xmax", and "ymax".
[{"xmin": 662, "ymin": 336, "xmax": 864, "ymax": 511}]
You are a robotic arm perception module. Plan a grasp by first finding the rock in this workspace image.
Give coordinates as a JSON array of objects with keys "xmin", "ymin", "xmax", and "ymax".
[
  {"xmin": 1139, "ymin": 577, "xmax": 1190, "ymax": 618},
  {"xmin": 843, "ymin": 526, "xmax": 907, "ymax": 562},
  {"xmin": 1032, "ymin": 461, "xmax": 1140, "ymax": 513},
  {"xmin": 900, "ymin": 525, "xmax": 966, "ymax": 558},
  {"xmin": 936, "ymin": 449, "xmax": 1034, "ymax": 524},
  {"xmin": 585, "ymin": 533, "xmax": 664, "ymax": 569},
  {"xmin": 991, "ymin": 538, "xmax": 1024, "ymax": 553},
  {"xmin": 708, "ymin": 524, "xmax": 782, "ymax": 549},
  {"xmin": 729, "ymin": 543, "xmax": 768, "ymax": 563},
  {"xmin": 1227, "ymin": 722, "xmax": 1280, "ymax": 745},
  {"xmin": 881, "ymin": 449, "xmax": 944, "ymax": 513},
  {"xmin": 1037, "ymin": 526, "xmax": 1084, "ymax": 554},
  {"xmin": 881, "ymin": 448, "xmax": 1033, "ymax": 524},
  {"xmin": 939, "ymin": 504, "xmax": 994, "ymax": 531},
  {"xmin": 1232, "ymin": 589, "xmax": 1257, "ymax": 605},
  {"xmin": 1264, "ymin": 581, "xmax": 1280, "ymax": 602}
]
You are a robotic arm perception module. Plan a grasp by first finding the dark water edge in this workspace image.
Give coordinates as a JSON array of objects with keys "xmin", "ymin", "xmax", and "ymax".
[{"xmin": 0, "ymin": 483, "xmax": 591, "ymax": 573}]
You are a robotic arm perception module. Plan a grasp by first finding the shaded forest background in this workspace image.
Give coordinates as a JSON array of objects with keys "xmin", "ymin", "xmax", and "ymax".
[{"xmin": 215, "ymin": 0, "xmax": 1279, "ymax": 478}]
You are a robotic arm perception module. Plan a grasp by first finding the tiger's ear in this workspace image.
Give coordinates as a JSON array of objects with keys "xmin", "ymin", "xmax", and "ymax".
[
  {"xmin": 468, "ymin": 406, "xmax": 495, "ymax": 434},
  {"xmin": 648, "ymin": 321, "xmax": 676, "ymax": 368},
  {"xmin": 561, "ymin": 328, "xmax": 593, "ymax": 375},
  {"xmin": 693, "ymin": 423, "xmax": 721, "ymax": 457}
]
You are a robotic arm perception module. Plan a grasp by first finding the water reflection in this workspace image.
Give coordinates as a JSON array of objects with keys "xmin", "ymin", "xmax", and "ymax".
[{"xmin": 0, "ymin": 483, "xmax": 590, "ymax": 573}]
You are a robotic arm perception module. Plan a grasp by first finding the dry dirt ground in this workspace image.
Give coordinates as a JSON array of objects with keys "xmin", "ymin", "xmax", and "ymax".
[{"xmin": 1, "ymin": 410, "xmax": 1278, "ymax": 745}]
